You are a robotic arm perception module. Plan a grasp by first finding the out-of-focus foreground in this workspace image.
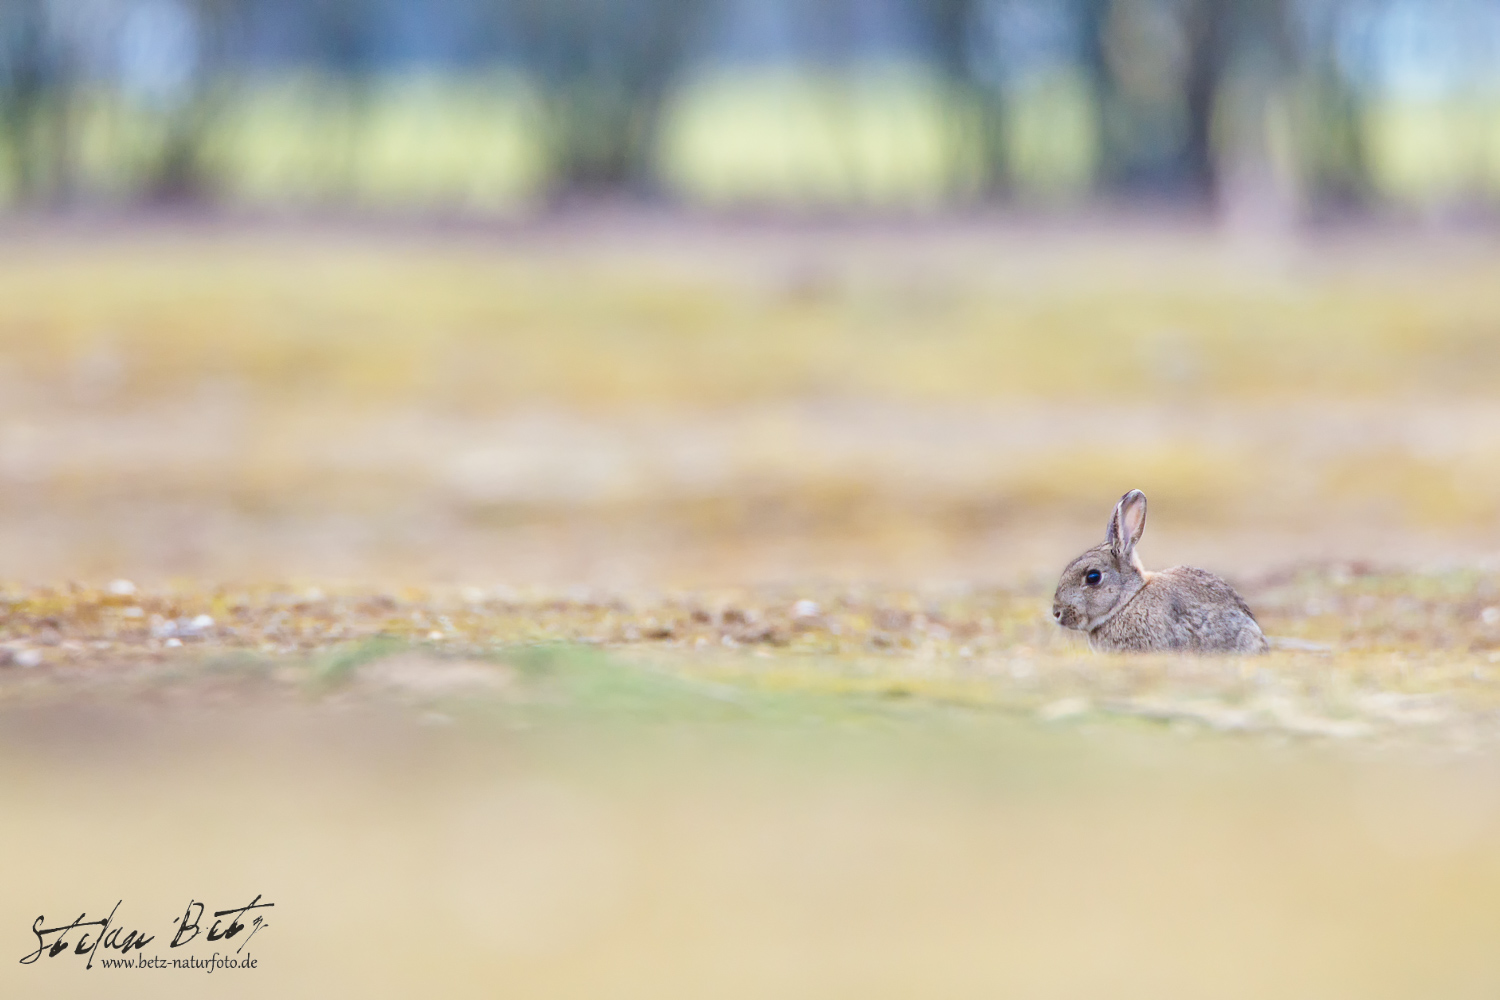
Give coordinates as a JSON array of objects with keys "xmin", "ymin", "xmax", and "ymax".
[{"xmin": 5, "ymin": 638, "xmax": 1500, "ymax": 1000}]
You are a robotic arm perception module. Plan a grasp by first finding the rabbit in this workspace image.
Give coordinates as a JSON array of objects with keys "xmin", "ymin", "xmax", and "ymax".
[{"xmin": 1052, "ymin": 489, "xmax": 1267, "ymax": 654}]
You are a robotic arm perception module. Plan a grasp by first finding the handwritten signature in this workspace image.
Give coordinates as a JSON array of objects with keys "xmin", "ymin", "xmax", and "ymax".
[{"xmin": 20, "ymin": 896, "xmax": 272, "ymax": 969}]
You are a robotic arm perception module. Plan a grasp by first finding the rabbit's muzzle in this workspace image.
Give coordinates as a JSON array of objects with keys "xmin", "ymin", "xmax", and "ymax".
[{"xmin": 1053, "ymin": 604, "xmax": 1079, "ymax": 629}]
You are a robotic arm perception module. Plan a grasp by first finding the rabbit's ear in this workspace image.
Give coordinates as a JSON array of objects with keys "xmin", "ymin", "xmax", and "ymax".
[{"xmin": 1106, "ymin": 489, "xmax": 1148, "ymax": 560}]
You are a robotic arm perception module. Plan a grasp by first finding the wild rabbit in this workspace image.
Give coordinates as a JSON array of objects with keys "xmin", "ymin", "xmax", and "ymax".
[{"xmin": 1052, "ymin": 489, "xmax": 1267, "ymax": 654}]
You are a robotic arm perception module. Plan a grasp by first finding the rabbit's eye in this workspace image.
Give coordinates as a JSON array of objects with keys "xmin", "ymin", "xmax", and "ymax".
[{"xmin": 1084, "ymin": 570, "xmax": 1102, "ymax": 586}]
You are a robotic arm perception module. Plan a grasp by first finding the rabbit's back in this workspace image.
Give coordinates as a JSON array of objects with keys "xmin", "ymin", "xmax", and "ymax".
[{"xmin": 1091, "ymin": 566, "xmax": 1267, "ymax": 654}]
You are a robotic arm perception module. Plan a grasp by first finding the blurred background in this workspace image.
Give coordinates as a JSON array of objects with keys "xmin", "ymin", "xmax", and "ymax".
[
  {"xmin": 0, "ymin": 0, "xmax": 1495, "ymax": 587},
  {"xmin": 0, "ymin": 0, "xmax": 1498, "ymax": 214}
]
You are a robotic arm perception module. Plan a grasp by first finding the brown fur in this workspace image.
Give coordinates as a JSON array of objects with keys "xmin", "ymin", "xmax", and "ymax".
[{"xmin": 1052, "ymin": 490, "xmax": 1267, "ymax": 654}]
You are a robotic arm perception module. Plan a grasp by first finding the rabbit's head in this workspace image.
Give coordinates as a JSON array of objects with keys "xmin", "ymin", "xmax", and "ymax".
[{"xmin": 1053, "ymin": 489, "xmax": 1149, "ymax": 633}]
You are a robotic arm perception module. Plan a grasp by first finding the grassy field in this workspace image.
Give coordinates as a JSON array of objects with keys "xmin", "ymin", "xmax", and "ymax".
[
  {"xmin": 4, "ymin": 217, "xmax": 1500, "ymax": 997},
  {"xmin": 4, "ymin": 217, "xmax": 1500, "ymax": 588}
]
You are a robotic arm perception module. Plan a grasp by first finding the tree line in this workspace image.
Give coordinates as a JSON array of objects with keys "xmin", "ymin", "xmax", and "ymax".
[{"xmin": 0, "ymin": 0, "xmax": 1482, "ymax": 212}]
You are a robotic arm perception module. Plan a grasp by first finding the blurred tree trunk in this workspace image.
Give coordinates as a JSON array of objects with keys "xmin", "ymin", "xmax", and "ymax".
[
  {"xmin": 1209, "ymin": 0, "xmax": 1298, "ymax": 228},
  {"xmin": 916, "ymin": 0, "xmax": 1008, "ymax": 198},
  {"xmin": 150, "ymin": 85, "xmax": 229, "ymax": 206},
  {"xmin": 1081, "ymin": 0, "xmax": 1292, "ymax": 209},
  {"xmin": 149, "ymin": 0, "xmax": 247, "ymax": 205},
  {"xmin": 1180, "ymin": 0, "xmax": 1231, "ymax": 203},
  {"xmin": 0, "ymin": 0, "xmax": 63, "ymax": 206},
  {"xmin": 310, "ymin": 0, "xmax": 380, "ymax": 203},
  {"xmin": 1076, "ymin": 0, "xmax": 1127, "ymax": 194},
  {"xmin": 1291, "ymin": 0, "xmax": 1370, "ymax": 212},
  {"xmin": 507, "ymin": 0, "xmax": 708, "ymax": 199},
  {"xmin": 1300, "ymin": 67, "xmax": 1369, "ymax": 211}
]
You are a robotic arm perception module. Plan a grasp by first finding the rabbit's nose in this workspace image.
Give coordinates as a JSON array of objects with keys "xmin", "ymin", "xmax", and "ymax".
[{"xmin": 1051, "ymin": 606, "xmax": 1062, "ymax": 621}]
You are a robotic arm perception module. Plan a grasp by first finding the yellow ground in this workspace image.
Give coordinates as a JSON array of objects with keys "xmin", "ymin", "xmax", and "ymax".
[{"xmin": 3, "ymin": 218, "xmax": 1500, "ymax": 998}]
